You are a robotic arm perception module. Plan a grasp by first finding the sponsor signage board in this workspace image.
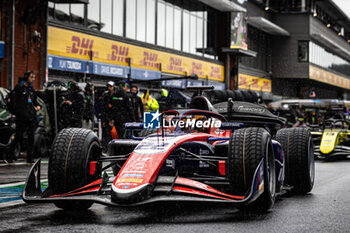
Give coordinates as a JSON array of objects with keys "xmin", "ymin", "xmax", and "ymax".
[
  {"xmin": 238, "ymin": 73, "xmax": 272, "ymax": 93},
  {"xmin": 309, "ymin": 65, "xmax": 350, "ymax": 90},
  {"xmin": 48, "ymin": 26, "xmax": 224, "ymax": 82}
]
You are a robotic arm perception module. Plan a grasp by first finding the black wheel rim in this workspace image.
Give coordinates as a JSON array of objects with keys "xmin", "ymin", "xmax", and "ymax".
[
  {"xmin": 308, "ymin": 137, "xmax": 315, "ymax": 185},
  {"xmin": 266, "ymin": 142, "xmax": 276, "ymax": 197}
]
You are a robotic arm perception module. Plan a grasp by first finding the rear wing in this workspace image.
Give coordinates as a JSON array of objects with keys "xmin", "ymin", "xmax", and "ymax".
[{"xmin": 214, "ymin": 100, "xmax": 286, "ymax": 127}]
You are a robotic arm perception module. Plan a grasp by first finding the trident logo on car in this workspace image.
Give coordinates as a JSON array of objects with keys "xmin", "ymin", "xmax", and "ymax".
[{"xmin": 144, "ymin": 110, "xmax": 161, "ymax": 129}]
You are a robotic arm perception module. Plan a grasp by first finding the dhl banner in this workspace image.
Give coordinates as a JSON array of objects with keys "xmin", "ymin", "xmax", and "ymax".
[
  {"xmin": 48, "ymin": 26, "xmax": 224, "ymax": 82},
  {"xmin": 309, "ymin": 65, "xmax": 350, "ymax": 90},
  {"xmin": 238, "ymin": 73, "xmax": 272, "ymax": 93}
]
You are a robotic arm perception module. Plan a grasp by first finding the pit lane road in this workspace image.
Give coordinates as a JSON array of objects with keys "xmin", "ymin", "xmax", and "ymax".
[{"xmin": 1, "ymin": 159, "xmax": 350, "ymax": 233}]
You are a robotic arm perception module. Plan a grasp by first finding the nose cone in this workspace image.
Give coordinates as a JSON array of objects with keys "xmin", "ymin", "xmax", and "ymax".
[
  {"xmin": 320, "ymin": 131, "xmax": 338, "ymax": 154},
  {"xmin": 111, "ymin": 183, "xmax": 152, "ymax": 203}
]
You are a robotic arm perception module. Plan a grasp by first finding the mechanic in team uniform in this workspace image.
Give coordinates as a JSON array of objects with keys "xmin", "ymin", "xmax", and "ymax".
[
  {"xmin": 113, "ymin": 81, "xmax": 135, "ymax": 138},
  {"xmin": 130, "ymin": 85, "xmax": 144, "ymax": 122},
  {"xmin": 12, "ymin": 71, "xmax": 41, "ymax": 163},
  {"xmin": 141, "ymin": 90, "xmax": 159, "ymax": 112},
  {"xmin": 101, "ymin": 81, "xmax": 117, "ymax": 151},
  {"xmin": 82, "ymin": 83, "xmax": 94, "ymax": 130},
  {"xmin": 60, "ymin": 81, "xmax": 85, "ymax": 128}
]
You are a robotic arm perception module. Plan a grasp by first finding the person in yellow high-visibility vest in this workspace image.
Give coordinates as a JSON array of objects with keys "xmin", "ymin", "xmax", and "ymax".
[{"xmin": 141, "ymin": 90, "xmax": 159, "ymax": 112}]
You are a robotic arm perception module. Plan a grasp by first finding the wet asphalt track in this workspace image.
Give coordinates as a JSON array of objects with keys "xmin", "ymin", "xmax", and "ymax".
[{"xmin": 1, "ymin": 159, "xmax": 350, "ymax": 233}]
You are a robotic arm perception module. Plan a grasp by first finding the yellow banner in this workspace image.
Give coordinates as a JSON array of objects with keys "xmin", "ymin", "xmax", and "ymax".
[
  {"xmin": 48, "ymin": 26, "xmax": 224, "ymax": 82},
  {"xmin": 309, "ymin": 65, "xmax": 350, "ymax": 90},
  {"xmin": 238, "ymin": 73, "xmax": 272, "ymax": 93}
]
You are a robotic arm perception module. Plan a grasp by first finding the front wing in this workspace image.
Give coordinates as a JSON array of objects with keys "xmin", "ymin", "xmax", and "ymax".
[
  {"xmin": 22, "ymin": 159, "xmax": 264, "ymax": 206},
  {"xmin": 314, "ymin": 145, "xmax": 350, "ymax": 157}
]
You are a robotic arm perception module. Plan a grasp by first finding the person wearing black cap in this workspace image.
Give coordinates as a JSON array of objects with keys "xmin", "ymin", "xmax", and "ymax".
[{"xmin": 11, "ymin": 71, "xmax": 41, "ymax": 163}]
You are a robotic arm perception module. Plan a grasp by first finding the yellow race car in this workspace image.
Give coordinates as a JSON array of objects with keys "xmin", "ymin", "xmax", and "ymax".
[{"xmin": 313, "ymin": 119, "xmax": 350, "ymax": 159}]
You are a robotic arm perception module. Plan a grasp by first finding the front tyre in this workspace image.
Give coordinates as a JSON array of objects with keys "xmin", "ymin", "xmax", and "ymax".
[
  {"xmin": 276, "ymin": 128, "xmax": 315, "ymax": 194},
  {"xmin": 229, "ymin": 127, "xmax": 276, "ymax": 212},
  {"xmin": 48, "ymin": 128, "xmax": 102, "ymax": 210}
]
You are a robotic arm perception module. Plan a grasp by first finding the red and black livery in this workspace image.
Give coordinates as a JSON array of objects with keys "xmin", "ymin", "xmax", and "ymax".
[{"xmin": 23, "ymin": 98, "xmax": 315, "ymax": 211}]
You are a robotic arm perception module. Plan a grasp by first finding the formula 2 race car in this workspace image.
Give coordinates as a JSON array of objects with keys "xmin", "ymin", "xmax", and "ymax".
[
  {"xmin": 313, "ymin": 118, "xmax": 350, "ymax": 159},
  {"xmin": 23, "ymin": 98, "xmax": 314, "ymax": 212}
]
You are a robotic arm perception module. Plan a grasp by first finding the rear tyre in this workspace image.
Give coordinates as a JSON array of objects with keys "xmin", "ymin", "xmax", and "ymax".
[
  {"xmin": 239, "ymin": 90, "xmax": 254, "ymax": 103},
  {"xmin": 48, "ymin": 128, "xmax": 102, "ymax": 210},
  {"xmin": 206, "ymin": 90, "xmax": 228, "ymax": 104},
  {"xmin": 247, "ymin": 90, "xmax": 258, "ymax": 103},
  {"xmin": 233, "ymin": 90, "xmax": 244, "ymax": 101},
  {"xmin": 276, "ymin": 128, "xmax": 315, "ymax": 194},
  {"xmin": 226, "ymin": 90, "xmax": 236, "ymax": 100},
  {"xmin": 229, "ymin": 127, "xmax": 276, "ymax": 212},
  {"xmin": 216, "ymin": 90, "xmax": 228, "ymax": 102}
]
